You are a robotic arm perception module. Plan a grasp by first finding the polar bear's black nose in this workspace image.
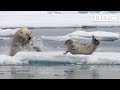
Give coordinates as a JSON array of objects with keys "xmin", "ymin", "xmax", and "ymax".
[{"xmin": 28, "ymin": 37, "xmax": 31, "ymax": 40}]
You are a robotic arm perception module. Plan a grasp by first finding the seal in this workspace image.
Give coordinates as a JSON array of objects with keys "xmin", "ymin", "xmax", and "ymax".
[{"xmin": 63, "ymin": 35, "xmax": 100, "ymax": 55}]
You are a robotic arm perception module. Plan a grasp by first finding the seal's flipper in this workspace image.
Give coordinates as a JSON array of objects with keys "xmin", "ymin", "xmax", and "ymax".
[{"xmin": 92, "ymin": 35, "xmax": 95, "ymax": 41}]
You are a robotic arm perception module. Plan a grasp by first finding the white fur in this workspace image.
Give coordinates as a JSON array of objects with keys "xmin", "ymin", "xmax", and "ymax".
[{"xmin": 10, "ymin": 27, "xmax": 41, "ymax": 56}]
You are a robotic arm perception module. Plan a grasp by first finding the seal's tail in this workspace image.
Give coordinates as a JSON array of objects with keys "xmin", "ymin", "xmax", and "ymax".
[{"xmin": 92, "ymin": 35, "xmax": 100, "ymax": 45}]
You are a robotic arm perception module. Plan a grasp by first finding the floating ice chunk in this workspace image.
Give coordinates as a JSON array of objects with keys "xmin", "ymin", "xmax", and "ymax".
[
  {"xmin": 14, "ymin": 51, "xmax": 120, "ymax": 65},
  {"xmin": 0, "ymin": 55, "xmax": 22, "ymax": 65},
  {"xmin": 0, "ymin": 28, "xmax": 20, "ymax": 37},
  {"xmin": 41, "ymin": 30, "xmax": 120, "ymax": 41},
  {"xmin": 0, "ymin": 51, "xmax": 120, "ymax": 65}
]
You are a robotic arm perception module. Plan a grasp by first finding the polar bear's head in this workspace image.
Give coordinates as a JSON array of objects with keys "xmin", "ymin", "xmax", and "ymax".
[{"xmin": 16, "ymin": 27, "xmax": 32, "ymax": 41}]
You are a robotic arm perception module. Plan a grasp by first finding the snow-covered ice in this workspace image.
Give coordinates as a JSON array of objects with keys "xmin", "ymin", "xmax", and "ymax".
[
  {"xmin": 14, "ymin": 51, "xmax": 120, "ymax": 65},
  {"xmin": 0, "ymin": 28, "xmax": 20, "ymax": 37},
  {"xmin": 67, "ymin": 30, "xmax": 120, "ymax": 41},
  {"xmin": 0, "ymin": 51, "xmax": 120, "ymax": 65},
  {"xmin": 0, "ymin": 55, "xmax": 23, "ymax": 65}
]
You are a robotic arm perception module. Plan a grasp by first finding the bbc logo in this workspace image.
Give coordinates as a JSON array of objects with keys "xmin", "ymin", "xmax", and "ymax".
[{"xmin": 94, "ymin": 15, "xmax": 117, "ymax": 22}]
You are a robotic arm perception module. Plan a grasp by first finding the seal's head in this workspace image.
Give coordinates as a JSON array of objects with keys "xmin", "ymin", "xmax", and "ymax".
[{"xmin": 64, "ymin": 39, "xmax": 73, "ymax": 47}]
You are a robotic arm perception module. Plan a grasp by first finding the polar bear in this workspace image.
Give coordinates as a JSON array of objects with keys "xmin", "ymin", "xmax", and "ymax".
[{"xmin": 10, "ymin": 27, "xmax": 41, "ymax": 56}]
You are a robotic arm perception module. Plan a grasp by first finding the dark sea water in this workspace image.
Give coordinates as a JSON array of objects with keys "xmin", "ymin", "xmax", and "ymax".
[{"xmin": 0, "ymin": 26, "xmax": 120, "ymax": 79}]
